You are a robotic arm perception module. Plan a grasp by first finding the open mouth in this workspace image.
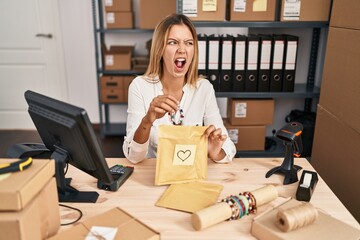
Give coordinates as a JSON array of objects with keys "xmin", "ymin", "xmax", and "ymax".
[{"xmin": 175, "ymin": 58, "xmax": 186, "ymax": 70}]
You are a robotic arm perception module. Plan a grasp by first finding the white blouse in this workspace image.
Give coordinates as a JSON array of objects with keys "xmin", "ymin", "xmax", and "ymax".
[{"xmin": 122, "ymin": 76, "xmax": 236, "ymax": 164}]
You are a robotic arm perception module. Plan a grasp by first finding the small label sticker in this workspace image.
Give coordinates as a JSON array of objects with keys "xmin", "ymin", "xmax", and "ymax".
[
  {"xmin": 235, "ymin": 102, "xmax": 247, "ymax": 118},
  {"xmin": 182, "ymin": 0, "xmax": 198, "ymax": 17},
  {"xmin": 228, "ymin": 129, "xmax": 239, "ymax": 144},
  {"xmin": 86, "ymin": 226, "xmax": 117, "ymax": 240},
  {"xmin": 203, "ymin": 0, "xmax": 217, "ymax": 12},
  {"xmin": 283, "ymin": 0, "xmax": 301, "ymax": 20},
  {"xmin": 234, "ymin": 0, "xmax": 246, "ymax": 12},
  {"xmin": 106, "ymin": 12, "xmax": 115, "ymax": 24},
  {"xmin": 173, "ymin": 144, "xmax": 196, "ymax": 165},
  {"xmin": 105, "ymin": 55, "xmax": 114, "ymax": 66},
  {"xmin": 105, "ymin": 0, "xmax": 113, "ymax": 7},
  {"xmin": 253, "ymin": 0, "xmax": 267, "ymax": 12}
]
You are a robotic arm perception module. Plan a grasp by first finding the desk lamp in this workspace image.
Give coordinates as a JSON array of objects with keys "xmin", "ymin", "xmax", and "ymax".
[{"xmin": 266, "ymin": 122, "xmax": 303, "ymax": 185}]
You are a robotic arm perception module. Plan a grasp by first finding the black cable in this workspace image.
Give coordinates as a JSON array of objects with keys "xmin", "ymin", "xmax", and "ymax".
[{"xmin": 59, "ymin": 203, "xmax": 83, "ymax": 226}]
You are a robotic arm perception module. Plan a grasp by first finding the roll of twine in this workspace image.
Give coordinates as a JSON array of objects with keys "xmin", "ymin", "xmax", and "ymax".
[{"xmin": 276, "ymin": 203, "xmax": 318, "ymax": 232}]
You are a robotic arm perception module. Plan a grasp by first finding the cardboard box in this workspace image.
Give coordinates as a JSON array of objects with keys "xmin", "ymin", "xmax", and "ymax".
[
  {"xmin": 185, "ymin": 0, "xmax": 228, "ymax": 21},
  {"xmin": 227, "ymin": 99, "xmax": 274, "ymax": 126},
  {"xmin": 311, "ymin": 105, "xmax": 360, "ymax": 222},
  {"xmin": 0, "ymin": 178, "xmax": 60, "ymax": 240},
  {"xmin": 251, "ymin": 198, "xmax": 360, "ymax": 240},
  {"xmin": 132, "ymin": 56, "xmax": 149, "ymax": 72},
  {"xmin": 224, "ymin": 119, "xmax": 266, "ymax": 151},
  {"xmin": 49, "ymin": 207, "xmax": 160, "ymax": 240},
  {"xmin": 103, "ymin": 45, "xmax": 134, "ymax": 70},
  {"xmin": 139, "ymin": 0, "xmax": 176, "ymax": 29},
  {"xmin": 101, "ymin": 88, "xmax": 124, "ymax": 103},
  {"xmin": 104, "ymin": 0, "xmax": 132, "ymax": 12},
  {"xmin": 100, "ymin": 76, "xmax": 133, "ymax": 103},
  {"xmin": 280, "ymin": 0, "xmax": 331, "ymax": 21},
  {"xmin": 330, "ymin": 0, "xmax": 360, "ymax": 30},
  {"xmin": 319, "ymin": 27, "xmax": 360, "ymax": 133},
  {"xmin": 0, "ymin": 158, "xmax": 55, "ymax": 211},
  {"xmin": 230, "ymin": 0, "xmax": 277, "ymax": 21},
  {"xmin": 105, "ymin": 11, "xmax": 133, "ymax": 29}
]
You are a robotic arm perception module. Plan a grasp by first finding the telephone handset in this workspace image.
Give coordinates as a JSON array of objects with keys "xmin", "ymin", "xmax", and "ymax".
[{"xmin": 6, "ymin": 143, "xmax": 52, "ymax": 159}]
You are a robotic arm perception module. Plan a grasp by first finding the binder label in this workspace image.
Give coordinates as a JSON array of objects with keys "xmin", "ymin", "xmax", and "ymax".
[
  {"xmin": 260, "ymin": 40, "xmax": 271, "ymax": 70},
  {"xmin": 248, "ymin": 41, "xmax": 259, "ymax": 70},
  {"xmin": 235, "ymin": 102, "xmax": 247, "ymax": 118},
  {"xmin": 285, "ymin": 41, "xmax": 297, "ymax": 70},
  {"xmin": 235, "ymin": 42, "xmax": 245, "ymax": 70},
  {"xmin": 222, "ymin": 41, "xmax": 232, "ymax": 70},
  {"xmin": 283, "ymin": 0, "xmax": 301, "ymax": 20},
  {"xmin": 208, "ymin": 40, "xmax": 219, "ymax": 70},
  {"xmin": 198, "ymin": 40, "xmax": 206, "ymax": 70},
  {"xmin": 234, "ymin": 0, "xmax": 246, "ymax": 12},
  {"xmin": 273, "ymin": 41, "xmax": 285, "ymax": 70}
]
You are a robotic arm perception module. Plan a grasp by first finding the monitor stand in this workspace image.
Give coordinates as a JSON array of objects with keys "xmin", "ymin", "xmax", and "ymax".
[{"xmin": 52, "ymin": 147, "xmax": 99, "ymax": 203}]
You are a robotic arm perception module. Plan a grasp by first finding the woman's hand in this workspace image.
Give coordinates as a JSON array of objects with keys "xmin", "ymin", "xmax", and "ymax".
[
  {"xmin": 143, "ymin": 94, "xmax": 179, "ymax": 125},
  {"xmin": 204, "ymin": 125, "xmax": 227, "ymax": 161}
]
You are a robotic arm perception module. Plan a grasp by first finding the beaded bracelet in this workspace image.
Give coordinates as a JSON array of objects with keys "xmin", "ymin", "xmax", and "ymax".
[
  {"xmin": 237, "ymin": 194, "xmax": 249, "ymax": 216},
  {"xmin": 168, "ymin": 108, "xmax": 184, "ymax": 125},
  {"xmin": 221, "ymin": 197, "xmax": 239, "ymax": 221}
]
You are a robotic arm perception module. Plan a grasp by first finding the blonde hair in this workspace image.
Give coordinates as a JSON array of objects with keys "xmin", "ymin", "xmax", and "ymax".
[{"xmin": 144, "ymin": 14, "xmax": 199, "ymax": 87}]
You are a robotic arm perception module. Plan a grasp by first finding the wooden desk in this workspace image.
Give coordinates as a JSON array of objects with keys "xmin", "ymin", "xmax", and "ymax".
[{"xmin": 59, "ymin": 158, "xmax": 359, "ymax": 239}]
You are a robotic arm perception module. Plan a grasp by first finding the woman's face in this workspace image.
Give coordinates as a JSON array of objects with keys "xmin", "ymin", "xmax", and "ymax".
[{"xmin": 162, "ymin": 24, "xmax": 194, "ymax": 79}]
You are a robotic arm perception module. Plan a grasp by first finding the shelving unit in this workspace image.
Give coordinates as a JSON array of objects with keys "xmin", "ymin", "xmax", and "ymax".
[{"xmin": 91, "ymin": 0, "xmax": 328, "ymax": 157}]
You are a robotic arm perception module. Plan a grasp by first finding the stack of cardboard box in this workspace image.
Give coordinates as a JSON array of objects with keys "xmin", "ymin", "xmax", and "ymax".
[
  {"xmin": 104, "ymin": 0, "xmax": 133, "ymax": 29},
  {"xmin": 311, "ymin": 0, "xmax": 360, "ymax": 222},
  {"xmin": 100, "ymin": 75, "xmax": 133, "ymax": 103},
  {"xmin": 225, "ymin": 99, "xmax": 274, "ymax": 151},
  {"xmin": 0, "ymin": 159, "xmax": 60, "ymax": 240}
]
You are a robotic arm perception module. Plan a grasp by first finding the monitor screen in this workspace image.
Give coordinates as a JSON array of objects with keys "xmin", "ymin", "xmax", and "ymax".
[{"xmin": 24, "ymin": 90, "xmax": 121, "ymax": 202}]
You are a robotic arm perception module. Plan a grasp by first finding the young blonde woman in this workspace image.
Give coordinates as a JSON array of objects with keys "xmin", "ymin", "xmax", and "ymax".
[{"xmin": 123, "ymin": 13, "xmax": 236, "ymax": 164}]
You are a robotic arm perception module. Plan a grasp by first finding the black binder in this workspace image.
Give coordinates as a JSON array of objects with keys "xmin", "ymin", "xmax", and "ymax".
[
  {"xmin": 245, "ymin": 35, "xmax": 259, "ymax": 92},
  {"xmin": 270, "ymin": 34, "xmax": 286, "ymax": 92},
  {"xmin": 233, "ymin": 35, "xmax": 247, "ymax": 92},
  {"xmin": 282, "ymin": 34, "xmax": 299, "ymax": 92},
  {"xmin": 207, "ymin": 34, "xmax": 221, "ymax": 91},
  {"xmin": 219, "ymin": 34, "xmax": 233, "ymax": 92},
  {"xmin": 197, "ymin": 34, "xmax": 208, "ymax": 79},
  {"xmin": 258, "ymin": 34, "xmax": 272, "ymax": 92}
]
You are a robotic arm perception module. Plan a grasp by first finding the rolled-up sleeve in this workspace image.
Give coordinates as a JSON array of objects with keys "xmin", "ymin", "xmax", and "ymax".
[{"xmin": 122, "ymin": 77, "xmax": 148, "ymax": 164}]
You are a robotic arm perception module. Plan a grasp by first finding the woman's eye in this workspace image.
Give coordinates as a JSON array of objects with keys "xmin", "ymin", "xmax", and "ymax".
[
  {"xmin": 168, "ymin": 40, "xmax": 178, "ymax": 45},
  {"xmin": 185, "ymin": 41, "xmax": 194, "ymax": 46}
]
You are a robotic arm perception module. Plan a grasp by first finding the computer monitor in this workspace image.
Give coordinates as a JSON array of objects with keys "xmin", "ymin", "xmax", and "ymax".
[{"xmin": 23, "ymin": 90, "xmax": 130, "ymax": 203}]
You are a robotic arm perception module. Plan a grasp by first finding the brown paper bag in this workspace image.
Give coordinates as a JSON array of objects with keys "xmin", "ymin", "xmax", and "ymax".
[{"xmin": 155, "ymin": 125, "xmax": 208, "ymax": 185}]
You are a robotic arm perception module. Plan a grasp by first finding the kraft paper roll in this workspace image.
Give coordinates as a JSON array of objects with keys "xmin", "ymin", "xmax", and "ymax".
[
  {"xmin": 251, "ymin": 184, "xmax": 278, "ymax": 207},
  {"xmin": 192, "ymin": 185, "xmax": 278, "ymax": 231},
  {"xmin": 192, "ymin": 202, "xmax": 232, "ymax": 231}
]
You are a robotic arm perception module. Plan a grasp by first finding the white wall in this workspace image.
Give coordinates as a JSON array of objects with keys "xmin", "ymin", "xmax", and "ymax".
[
  {"xmin": 58, "ymin": 0, "xmax": 99, "ymax": 123},
  {"xmin": 58, "ymin": 0, "xmax": 327, "ymax": 135}
]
